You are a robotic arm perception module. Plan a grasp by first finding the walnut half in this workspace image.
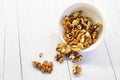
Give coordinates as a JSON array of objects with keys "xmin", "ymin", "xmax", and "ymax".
[
  {"xmin": 32, "ymin": 60, "xmax": 53, "ymax": 73},
  {"xmin": 72, "ymin": 64, "xmax": 82, "ymax": 75}
]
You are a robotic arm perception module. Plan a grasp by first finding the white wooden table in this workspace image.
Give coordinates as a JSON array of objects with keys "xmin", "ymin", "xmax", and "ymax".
[{"xmin": 0, "ymin": 0, "xmax": 120, "ymax": 80}]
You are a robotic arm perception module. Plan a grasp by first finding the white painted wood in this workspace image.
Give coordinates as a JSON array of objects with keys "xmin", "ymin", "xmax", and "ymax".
[
  {"xmin": 68, "ymin": 42, "xmax": 116, "ymax": 80},
  {"xmin": 17, "ymin": 0, "xmax": 81, "ymax": 80},
  {"xmin": 92, "ymin": 0, "xmax": 120, "ymax": 80},
  {"xmin": 0, "ymin": 0, "xmax": 4, "ymax": 79},
  {"xmin": 1, "ymin": 0, "xmax": 118, "ymax": 80},
  {"xmin": 2, "ymin": 0, "xmax": 22, "ymax": 80},
  {"xmin": 17, "ymin": 0, "xmax": 118, "ymax": 80}
]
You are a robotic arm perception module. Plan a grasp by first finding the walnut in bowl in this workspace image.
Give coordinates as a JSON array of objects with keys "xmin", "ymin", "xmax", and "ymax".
[{"xmin": 58, "ymin": 3, "xmax": 105, "ymax": 52}]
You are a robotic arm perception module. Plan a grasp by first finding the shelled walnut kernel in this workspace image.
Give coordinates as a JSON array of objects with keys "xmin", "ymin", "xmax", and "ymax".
[
  {"xmin": 32, "ymin": 61, "xmax": 53, "ymax": 73},
  {"xmin": 72, "ymin": 64, "xmax": 82, "ymax": 75},
  {"xmin": 32, "ymin": 61, "xmax": 41, "ymax": 70},
  {"xmin": 72, "ymin": 55, "xmax": 82, "ymax": 63},
  {"xmin": 39, "ymin": 53, "xmax": 43, "ymax": 58},
  {"xmin": 54, "ymin": 53, "xmax": 64, "ymax": 63}
]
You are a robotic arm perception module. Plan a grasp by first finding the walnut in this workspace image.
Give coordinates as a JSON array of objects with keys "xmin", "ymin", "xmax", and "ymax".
[
  {"xmin": 72, "ymin": 18, "xmax": 80, "ymax": 26},
  {"xmin": 92, "ymin": 31, "xmax": 98, "ymax": 39},
  {"xmin": 96, "ymin": 23, "xmax": 103, "ymax": 28},
  {"xmin": 54, "ymin": 53, "xmax": 64, "ymax": 63},
  {"xmin": 39, "ymin": 53, "xmax": 43, "ymax": 58},
  {"xmin": 32, "ymin": 61, "xmax": 53, "ymax": 73},
  {"xmin": 48, "ymin": 61, "xmax": 53, "ymax": 67},
  {"xmin": 87, "ymin": 21, "xmax": 92, "ymax": 29},
  {"xmin": 77, "ymin": 24, "xmax": 82, "ymax": 30},
  {"xmin": 69, "ymin": 54, "xmax": 75, "ymax": 60},
  {"xmin": 92, "ymin": 38, "xmax": 97, "ymax": 43},
  {"xmin": 69, "ymin": 39, "xmax": 78, "ymax": 45},
  {"xmin": 72, "ymin": 64, "xmax": 82, "ymax": 75},
  {"xmin": 77, "ymin": 43, "xmax": 83, "ymax": 49},
  {"xmin": 83, "ymin": 37, "xmax": 92, "ymax": 47},
  {"xmin": 81, "ymin": 18, "xmax": 87, "ymax": 27},
  {"xmin": 77, "ymin": 33, "xmax": 84, "ymax": 41},
  {"xmin": 72, "ymin": 10, "xmax": 82, "ymax": 18},
  {"xmin": 64, "ymin": 16, "xmax": 71, "ymax": 22},
  {"xmin": 58, "ymin": 58, "xmax": 64, "ymax": 63},
  {"xmin": 41, "ymin": 65, "xmax": 46, "ymax": 73},
  {"xmin": 65, "ymin": 45, "xmax": 72, "ymax": 54},
  {"xmin": 72, "ymin": 55, "xmax": 82, "ymax": 63},
  {"xmin": 80, "ymin": 34, "xmax": 85, "ymax": 43},
  {"xmin": 56, "ymin": 43, "xmax": 67, "ymax": 52},
  {"xmin": 32, "ymin": 61, "xmax": 41, "ymax": 69},
  {"xmin": 61, "ymin": 48, "xmax": 66, "ymax": 54},
  {"xmin": 41, "ymin": 61, "xmax": 53, "ymax": 73},
  {"xmin": 71, "ymin": 46, "xmax": 81, "ymax": 52},
  {"xmin": 85, "ymin": 31, "xmax": 90, "ymax": 37},
  {"xmin": 47, "ymin": 67, "xmax": 53, "ymax": 73}
]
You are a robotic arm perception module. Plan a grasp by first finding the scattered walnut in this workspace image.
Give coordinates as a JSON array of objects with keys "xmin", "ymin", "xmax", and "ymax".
[
  {"xmin": 54, "ymin": 53, "xmax": 64, "ymax": 63},
  {"xmin": 39, "ymin": 53, "xmax": 43, "ymax": 58},
  {"xmin": 72, "ymin": 55, "xmax": 82, "ymax": 63},
  {"xmin": 32, "ymin": 61, "xmax": 41, "ymax": 69},
  {"xmin": 56, "ymin": 43, "xmax": 67, "ymax": 53},
  {"xmin": 72, "ymin": 64, "xmax": 82, "ymax": 75},
  {"xmin": 71, "ymin": 46, "xmax": 81, "ymax": 52},
  {"xmin": 58, "ymin": 58, "xmax": 64, "ymax": 63},
  {"xmin": 55, "ymin": 43, "xmax": 83, "ymax": 63},
  {"xmin": 69, "ymin": 54, "xmax": 75, "ymax": 60},
  {"xmin": 32, "ymin": 61, "xmax": 53, "ymax": 73},
  {"xmin": 65, "ymin": 45, "xmax": 72, "ymax": 54}
]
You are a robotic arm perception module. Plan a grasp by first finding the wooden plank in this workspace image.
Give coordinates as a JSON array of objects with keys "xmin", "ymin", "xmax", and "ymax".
[
  {"xmin": 68, "ymin": 42, "xmax": 116, "ymax": 80},
  {"xmin": 17, "ymin": 0, "xmax": 75, "ymax": 80},
  {"xmin": 2, "ymin": 0, "xmax": 22, "ymax": 80},
  {"xmin": 0, "ymin": 0, "xmax": 4, "ymax": 79},
  {"xmin": 92, "ymin": 0, "xmax": 120, "ymax": 80}
]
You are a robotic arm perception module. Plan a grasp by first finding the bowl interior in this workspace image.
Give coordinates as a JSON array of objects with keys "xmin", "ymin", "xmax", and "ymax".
[{"xmin": 59, "ymin": 3, "xmax": 105, "ymax": 52}]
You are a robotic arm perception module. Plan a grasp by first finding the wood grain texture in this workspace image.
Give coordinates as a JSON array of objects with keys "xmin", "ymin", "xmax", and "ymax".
[{"xmin": 2, "ymin": 0, "xmax": 22, "ymax": 80}]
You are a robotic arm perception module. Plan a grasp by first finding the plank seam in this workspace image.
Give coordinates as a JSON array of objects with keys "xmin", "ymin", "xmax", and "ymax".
[
  {"xmin": 66, "ymin": 58, "xmax": 72, "ymax": 80},
  {"xmin": 15, "ymin": 0, "xmax": 23, "ymax": 80},
  {"xmin": 104, "ymin": 39, "xmax": 118, "ymax": 80},
  {"xmin": 1, "ymin": 0, "xmax": 6, "ymax": 80},
  {"xmin": 3, "ymin": 23, "xmax": 6, "ymax": 80}
]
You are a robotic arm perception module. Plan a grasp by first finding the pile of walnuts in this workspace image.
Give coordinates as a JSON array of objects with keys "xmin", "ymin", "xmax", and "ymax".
[
  {"xmin": 62, "ymin": 10, "xmax": 102, "ymax": 48},
  {"xmin": 32, "ymin": 60, "xmax": 53, "ymax": 73},
  {"xmin": 55, "ymin": 43, "xmax": 83, "ymax": 63},
  {"xmin": 54, "ymin": 10, "xmax": 103, "ymax": 75},
  {"xmin": 32, "ymin": 10, "xmax": 103, "ymax": 75}
]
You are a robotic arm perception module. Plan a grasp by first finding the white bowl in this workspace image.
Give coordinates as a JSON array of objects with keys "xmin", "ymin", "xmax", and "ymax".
[{"xmin": 58, "ymin": 2, "xmax": 105, "ymax": 52}]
